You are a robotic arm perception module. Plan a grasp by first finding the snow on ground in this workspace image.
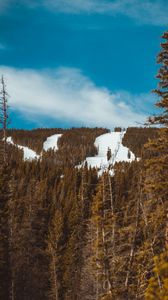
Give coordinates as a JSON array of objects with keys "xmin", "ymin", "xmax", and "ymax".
[
  {"xmin": 43, "ymin": 134, "xmax": 62, "ymax": 151},
  {"xmin": 81, "ymin": 131, "xmax": 136, "ymax": 175},
  {"xmin": 6, "ymin": 131, "xmax": 135, "ymax": 171},
  {"xmin": 6, "ymin": 137, "xmax": 40, "ymax": 160},
  {"xmin": 6, "ymin": 133, "xmax": 62, "ymax": 161}
]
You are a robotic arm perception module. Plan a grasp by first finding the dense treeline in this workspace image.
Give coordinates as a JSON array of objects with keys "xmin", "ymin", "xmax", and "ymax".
[
  {"xmin": 4, "ymin": 127, "xmax": 109, "ymax": 158},
  {"xmin": 5, "ymin": 128, "xmax": 64, "ymax": 154},
  {"xmin": 48, "ymin": 127, "xmax": 109, "ymax": 167},
  {"xmin": 4, "ymin": 126, "xmax": 159, "ymax": 165},
  {"xmin": 122, "ymin": 127, "xmax": 158, "ymax": 158},
  {"xmin": 0, "ymin": 124, "xmax": 167, "ymax": 299},
  {"xmin": 0, "ymin": 152, "xmax": 99, "ymax": 299}
]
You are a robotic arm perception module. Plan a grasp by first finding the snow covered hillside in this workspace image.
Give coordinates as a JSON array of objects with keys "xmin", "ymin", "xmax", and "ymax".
[
  {"xmin": 6, "ymin": 131, "xmax": 136, "ymax": 171},
  {"xmin": 43, "ymin": 134, "xmax": 62, "ymax": 151},
  {"xmin": 6, "ymin": 133, "xmax": 62, "ymax": 161},
  {"xmin": 6, "ymin": 137, "xmax": 39, "ymax": 160},
  {"xmin": 81, "ymin": 131, "xmax": 136, "ymax": 174}
]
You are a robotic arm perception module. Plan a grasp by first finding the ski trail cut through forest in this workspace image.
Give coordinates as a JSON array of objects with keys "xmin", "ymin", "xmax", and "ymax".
[
  {"xmin": 6, "ymin": 133, "xmax": 63, "ymax": 160},
  {"xmin": 43, "ymin": 134, "xmax": 62, "ymax": 151},
  {"xmin": 6, "ymin": 137, "xmax": 40, "ymax": 160},
  {"xmin": 83, "ymin": 131, "xmax": 136, "ymax": 175}
]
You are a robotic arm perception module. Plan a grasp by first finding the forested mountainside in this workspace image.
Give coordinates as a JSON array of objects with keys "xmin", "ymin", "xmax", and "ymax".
[
  {"xmin": 3, "ymin": 126, "xmax": 158, "ymax": 164},
  {"xmin": 5, "ymin": 128, "xmax": 65, "ymax": 154},
  {"xmin": 5, "ymin": 127, "xmax": 109, "ymax": 166},
  {"xmin": 0, "ymin": 125, "xmax": 168, "ymax": 300}
]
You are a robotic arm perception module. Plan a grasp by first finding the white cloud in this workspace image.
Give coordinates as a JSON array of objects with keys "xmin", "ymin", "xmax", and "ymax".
[
  {"xmin": 0, "ymin": 0, "xmax": 167, "ymax": 26},
  {"xmin": 44, "ymin": 0, "xmax": 168, "ymax": 26},
  {"xmin": 0, "ymin": 66, "xmax": 147, "ymax": 128}
]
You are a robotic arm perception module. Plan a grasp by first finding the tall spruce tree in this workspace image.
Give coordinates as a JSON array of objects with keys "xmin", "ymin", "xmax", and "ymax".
[
  {"xmin": 0, "ymin": 75, "xmax": 9, "ymax": 163},
  {"xmin": 144, "ymin": 30, "xmax": 168, "ymax": 298},
  {"xmin": 145, "ymin": 30, "xmax": 168, "ymax": 242},
  {"xmin": 150, "ymin": 31, "xmax": 168, "ymax": 126},
  {"xmin": 0, "ymin": 75, "xmax": 11, "ymax": 299}
]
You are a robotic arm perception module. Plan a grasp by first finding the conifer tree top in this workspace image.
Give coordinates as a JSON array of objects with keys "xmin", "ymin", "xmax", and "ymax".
[{"xmin": 149, "ymin": 30, "xmax": 168, "ymax": 127}]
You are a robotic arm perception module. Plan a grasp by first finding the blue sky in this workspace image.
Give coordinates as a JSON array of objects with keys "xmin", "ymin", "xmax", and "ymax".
[{"xmin": 0, "ymin": 0, "xmax": 167, "ymax": 129}]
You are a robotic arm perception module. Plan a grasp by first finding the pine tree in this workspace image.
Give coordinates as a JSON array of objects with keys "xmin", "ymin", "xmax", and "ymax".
[
  {"xmin": 0, "ymin": 165, "xmax": 11, "ymax": 300},
  {"xmin": 0, "ymin": 75, "xmax": 9, "ymax": 164},
  {"xmin": 145, "ymin": 30, "xmax": 168, "ymax": 206},
  {"xmin": 145, "ymin": 249, "xmax": 168, "ymax": 300},
  {"xmin": 107, "ymin": 148, "xmax": 112, "ymax": 161},
  {"xmin": 91, "ymin": 172, "xmax": 117, "ymax": 299},
  {"xmin": 144, "ymin": 30, "xmax": 168, "ymax": 298},
  {"xmin": 0, "ymin": 76, "xmax": 11, "ymax": 299},
  {"xmin": 150, "ymin": 31, "xmax": 168, "ymax": 127},
  {"xmin": 145, "ymin": 30, "xmax": 168, "ymax": 245}
]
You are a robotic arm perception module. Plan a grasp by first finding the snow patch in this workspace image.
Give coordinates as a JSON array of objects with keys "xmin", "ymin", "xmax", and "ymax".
[
  {"xmin": 6, "ymin": 137, "xmax": 39, "ymax": 160},
  {"xmin": 80, "ymin": 131, "xmax": 136, "ymax": 176},
  {"xmin": 43, "ymin": 134, "xmax": 62, "ymax": 151},
  {"xmin": 6, "ymin": 133, "xmax": 62, "ymax": 161}
]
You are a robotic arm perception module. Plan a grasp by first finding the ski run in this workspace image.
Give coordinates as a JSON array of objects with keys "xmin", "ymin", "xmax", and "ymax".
[
  {"xmin": 43, "ymin": 134, "xmax": 62, "ymax": 151},
  {"xmin": 80, "ymin": 131, "xmax": 136, "ymax": 175},
  {"xmin": 6, "ymin": 131, "xmax": 136, "ymax": 174},
  {"xmin": 6, "ymin": 137, "xmax": 40, "ymax": 161},
  {"xmin": 6, "ymin": 134, "xmax": 62, "ymax": 160}
]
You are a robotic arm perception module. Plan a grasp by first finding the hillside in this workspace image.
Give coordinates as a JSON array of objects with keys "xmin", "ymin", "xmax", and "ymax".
[{"xmin": 0, "ymin": 126, "xmax": 167, "ymax": 300}]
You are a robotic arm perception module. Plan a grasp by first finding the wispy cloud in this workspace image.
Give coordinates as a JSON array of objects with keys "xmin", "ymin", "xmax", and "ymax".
[
  {"xmin": 0, "ymin": 66, "xmax": 147, "ymax": 128},
  {"xmin": 44, "ymin": 0, "xmax": 168, "ymax": 26},
  {"xmin": 0, "ymin": 0, "xmax": 167, "ymax": 26}
]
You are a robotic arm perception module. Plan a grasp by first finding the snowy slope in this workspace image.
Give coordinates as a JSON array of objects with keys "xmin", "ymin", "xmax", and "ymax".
[
  {"xmin": 83, "ymin": 131, "xmax": 135, "ymax": 174},
  {"xmin": 6, "ymin": 133, "xmax": 62, "ymax": 161},
  {"xmin": 6, "ymin": 137, "xmax": 39, "ymax": 160},
  {"xmin": 6, "ymin": 131, "xmax": 135, "ymax": 169},
  {"xmin": 43, "ymin": 134, "xmax": 62, "ymax": 151}
]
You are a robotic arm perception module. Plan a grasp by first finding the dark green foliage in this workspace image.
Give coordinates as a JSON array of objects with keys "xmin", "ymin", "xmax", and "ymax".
[
  {"xmin": 122, "ymin": 127, "xmax": 158, "ymax": 157},
  {"xmin": 107, "ymin": 147, "xmax": 112, "ymax": 161},
  {"xmin": 0, "ymin": 123, "xmax": 166, "ymax": 299},
  {"xmin": 0, "ymin": 165, "xmax": 11, "ymax": 300},
  {"xmin": 6, "ymin": 128, "xmax": 64, "ymax": 154}
]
